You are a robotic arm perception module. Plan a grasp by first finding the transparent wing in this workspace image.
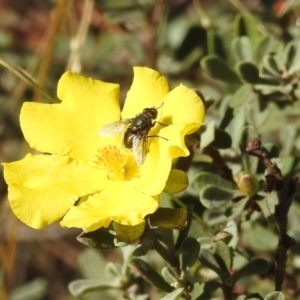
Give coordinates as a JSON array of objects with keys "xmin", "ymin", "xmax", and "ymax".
[
  {"xmin": 132, "ymin": 134, "xmax": 148, "ymax": 166},
  {"xmin": 99, "ymin": 119, "xmax": 132, "ymax": 136}
]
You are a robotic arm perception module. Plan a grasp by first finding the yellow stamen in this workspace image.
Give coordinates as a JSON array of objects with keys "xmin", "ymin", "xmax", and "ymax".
[{"xmin": 96, "ymin": 145, "xmax": 126, "ymax": 180}]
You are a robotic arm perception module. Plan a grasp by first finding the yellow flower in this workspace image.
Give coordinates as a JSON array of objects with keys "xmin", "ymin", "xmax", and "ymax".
[{"xmin": 2, "ymin": 67, "xmax": 205, "ymax": 232}]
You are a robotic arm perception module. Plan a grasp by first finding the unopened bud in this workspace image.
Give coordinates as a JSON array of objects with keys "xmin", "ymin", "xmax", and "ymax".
[{"xmin": 236, "ymin": 172, "xmax": 259, "ymax": 197}]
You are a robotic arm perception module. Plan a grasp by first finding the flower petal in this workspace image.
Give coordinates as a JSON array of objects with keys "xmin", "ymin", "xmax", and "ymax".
[
  {"xmin": 122, "ymin": 67, "xmax": 169, "ymax": 118},
  {"xmin": 2, "ymin": 154, "xmax": 109, "ymax": 229},
  {"xmin": 160, "ymin": 84, "xmax": 205, "ymax": 129},
  {"xmin": 61, "ymin": 180, "xmax": 159, "ymax": 232},
  {"xmin": 20, "ymin": 72, "xmax": 121, "ymax": 162},
  {"xmin": 132, "ymin": 138, "xmax": 172, "ymax": 196}
]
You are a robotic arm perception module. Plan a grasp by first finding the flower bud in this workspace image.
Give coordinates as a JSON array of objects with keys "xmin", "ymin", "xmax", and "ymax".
[{"xmin": 236, "ymin": 171, "xmax": 260, "ymax": 197}]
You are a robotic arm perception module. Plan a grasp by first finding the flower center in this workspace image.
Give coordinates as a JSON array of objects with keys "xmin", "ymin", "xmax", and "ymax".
[{"xmin": 96, "ymin": 145, "xmax": 126, "ymax": 180}]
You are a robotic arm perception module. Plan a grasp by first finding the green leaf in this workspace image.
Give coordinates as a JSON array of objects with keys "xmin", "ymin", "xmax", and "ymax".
[
  {"xmin": 200, "ymin": 121, "xmax": 216, "ymax": 149},
  {"xmin": 201, "ymin": 55, "xmax": 241, "ymax": 84},
  {"xmin": 213, "ymin": 241, "xmax": 232, "ymax": 273},
  {"xmin": 132, "ymin": 235, "xmax": 154, "ymax": 257},
  {"xmin": 234, "ymin": 14, "xmax": 263, "ymax": 48},
  {"xmin": 192, "ymin": 282, "xmax": 222, "ymax": 300},
  {"xmin": 77, "ymin": 228, "xmax": 118, "ymax": 249},
  {"xmin": 229, "ymin": 84, "xmax": 253, "ymax": 110},
  {"xmin": 113, "ymin": 222, "xmax": 145, "ymax": 244},
  {"xmin": 237, "ymin": 62, "xmax": 267, "ymax": 84},
  {"xmin": 264, "ymin": 291, "xmax": 285, "ymax": 300},
  {"xmin": 9, "ymin": 278, "xmax": 48, "ymax": 300},
  {"xmin": 162, "ymin": 267, "xmax": 179, "ymax": 284},
  {"xmin": 190, "ymin": 283, "xmax": 205, "ymax": 300},
  {"xmin": 78, "ymin": 249, "xmax": 107, "ymax": 279},
  {"xmin": 194, "ymin": 172, "xmax": 236, "ymax": 191},
  {"xmin": 240, "ymin": 125, "xmax": 259, "ymax": 174},
  {"xmin": 130, "ymin": 258, "xmax": 173, "ymax": 293},
  {"xmin": 254, "ymin": 35, "xmax": 275, "ymax": 62},
  {"xmin": 283, "ymin": 42, "xmax": 296, "ymax": 70},
  {"xmin": 241, "ymin": 223, "xmax": 278, "ymax": 251},
  {"xmin": 200, "ymin": 185, "xmax": 233, "ymax": 210},
  {"xmin": 175, "ymin": 205, "xmax": 194, "ymax": 249},
  {"xmin": 214, "ymin": 128, "xmax": 232, "ymax": 149},
  {"xmin": 69, "ymin": 278, "xmax": 122, "ymax": 296},
  {"xmin": 207, "ymin": 32, "xmax": 227, "ymax": 59},
  {"xmin": 178, "ymin": 237, "xmax": 201, "ymax": 270},
  {"xmin": 163, "ymin": 169, "xmax": 189, "ymax": 194},
  {"xmin": 256, "ymin": 193, "xmax": 278, "ymax": 220},
  {"xmin": 254, "ymin": 84, "xmax": 292, "ymax": 95},
  {"xmin": 232, "ymin": 258, "xmax": 269, "ymax": 283},
  {"xmin": 288, "ymin": 41, "xmax": 300, "ymax": 74},
  {"xmin": 262, "ymin": 54, "xmax": 282, "ymax": 76},
  {"xmin": 160, "ymin": 288, "xmax": 184, "ymax": 300},
  {"xmin": 199, "ymin": 249, "xmax": 223, "ymax": 278},
  {"xmin": 149, "ymin": 207, "xmax": 188, "ymax": 230},
  {"xmin": 232, "ymin": 36, "xmax": 253, "ymax": 62}
]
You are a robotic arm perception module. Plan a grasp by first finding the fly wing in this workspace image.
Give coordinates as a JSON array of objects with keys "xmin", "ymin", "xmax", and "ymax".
[
  {"xmin": 132, "ymin": 133, "xmax": 148, "ymax": 166},
  {"xmin": 99, "ymin": 119, "xmax": 131, "ymax": 136}
]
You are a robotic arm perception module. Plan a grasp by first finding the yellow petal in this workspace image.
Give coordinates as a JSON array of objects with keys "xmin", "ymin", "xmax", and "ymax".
[
  {"xmin": 61, "ymin": 180, "xmax": 159, "ymax": 232},
  {"xmin": 132, "ymin": 138, "xmax": 172, "ymax": 196},
  {"xmin": 159, "ymin": 123, "xmax": 198, "ymax": 158},
  {"xmin": 20, "ymin": 72, "xmax": 120, "ymax": 162},
  {"xmin": 161, "ymin": 84, "xmax": 205, "ymax": 130},
  {"xmin": 3, "ymin": 154, "xmax": 109, "ymax": 229},
  {"xmin": 122, "ymin": 67, "xmax": 169, "ymax": 118}
]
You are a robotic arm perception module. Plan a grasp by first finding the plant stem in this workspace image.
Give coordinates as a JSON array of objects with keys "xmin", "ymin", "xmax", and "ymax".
[{"xmin": 246, "ymin": 138, "xmax": 295, "ymax": 291}]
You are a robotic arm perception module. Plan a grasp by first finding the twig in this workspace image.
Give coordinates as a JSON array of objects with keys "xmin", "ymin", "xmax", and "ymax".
[{"xmin": 246, "ymin": 138, "xmax": 295, "ymax": 291}]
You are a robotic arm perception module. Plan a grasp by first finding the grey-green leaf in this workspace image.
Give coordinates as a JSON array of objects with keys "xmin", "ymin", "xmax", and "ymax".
[
  {"xmin": 232, "ymin": 36, "xmax": 252, "ymax": 62},
  {"xmin": 229, "ymin": 84, "xmax": 253, "ymax": 109},
  {"xmin": 199, "ymin": 249, "xmax": 223, "ymax": 277},
  {"xmin": 178, "ymin": 237, "xmax": 201, "ymax": 270},
  {"xmin": 194, "ymin": 172, "xmax": 236, "ymax": 191},
  {"xmin": 200, "ymin": 185, "xmax": 233, "ymax": 210},
  {"xmin": 264, "ymin": 291, "xmax": 285, "ymax": 300},
  {"xmin": 69, "ymin": 279, "xmax": 122, "ymax": 296},
  {"xmin": 232, "ymin": 258, "xmax": 269, "ymax": 283},
  {"xmin": 201, "ymin": 55, "xmax": 241, "ymax": 84},
  {"xmin": 237, "ymin": 62, "xmax": 268, "ymax": 84},
  {"xmin": 160, "ymin": 288, "xmax": 184, "ymax": 300},
  {"xmin": 130, "ymin": 258, "xmax": 173, "ymax": 293},
  {"xmin": 77, "ymin": 228, "xmax": 118, "ymax": 249}
]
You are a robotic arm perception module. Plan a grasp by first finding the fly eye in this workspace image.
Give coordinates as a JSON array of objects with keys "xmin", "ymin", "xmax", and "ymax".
[{"xmin": 151, "ymin": 109, "xmax": 158, "ymax": 119}]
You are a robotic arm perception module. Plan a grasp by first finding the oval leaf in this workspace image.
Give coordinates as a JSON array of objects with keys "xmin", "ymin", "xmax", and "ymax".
[
  {"xmin": 237, "ymin": 62, "xmax": 267, "ymax": 84},
  {"xmin": 199, "ymin": 249, "xmax": 223, "ymax": 278},
  {"xmin": 69, "ymin": 279, "xmax": 121, "ymax": 296},
  {"xmin": 178, "ymin": 237, "xmax": 201, "ymax": 270},
  {"xmin": 229, "ymin": 84, "xmax": 253, "ymax": 110},
  {"xmin": 130, "ymin": 258, "xmax": 173, "ymax": 293},
  {"xmin": 214, "ymin": 129, "xmax": 232, "ymax": 149},
  {"xmin": 160, "ymin": 288, "xmax": 184, "ymax": 300},
  {"xmin": 77, "ymin": 228, "xmax": 118, "ymax": 249},
  {"xmin": 163, "ymin": 169, "xmax": 189, "ymax": 194},
  {"xmin": 200, "ymin": 185, "xmax": 233, "ymax": 210},
  {"xmin": 232, "ymin": 36, "xmax": 253, "ymax": 62},
  {"xmin": 213, "ymin": 241, "xmax": 232, "ymax": 273},
  {"xmin": 264, "ymin": 291, "xmax": 285, "ymax": 300},
  {"xmin": 149, "ymin": 207, "xmax": 188, "ymax": 230},
  {"xmin": 194, "ymin": 172, "xmax": 236, "ymax": 191},
  {"xmin": 232, "ymin": 258, "xmax": 269, "ymax": 284},
  {"xmin": 113, "ymin": 222, "xmax": 145, "ymax": 244},
  {"xmin": 201, "ymin": 55, "xmax": 241, "ymax": 84}
]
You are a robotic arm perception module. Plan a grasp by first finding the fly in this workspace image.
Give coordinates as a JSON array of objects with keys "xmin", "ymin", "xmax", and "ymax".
[{"xmin": 99, "ymin": 104, "xmax": 167, "ymax": 166}]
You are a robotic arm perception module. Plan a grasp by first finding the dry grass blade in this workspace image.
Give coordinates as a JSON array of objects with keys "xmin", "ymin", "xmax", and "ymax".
[{"xmin": 0, "ymin": 57, "xmax": 56, "ymax": 103}]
